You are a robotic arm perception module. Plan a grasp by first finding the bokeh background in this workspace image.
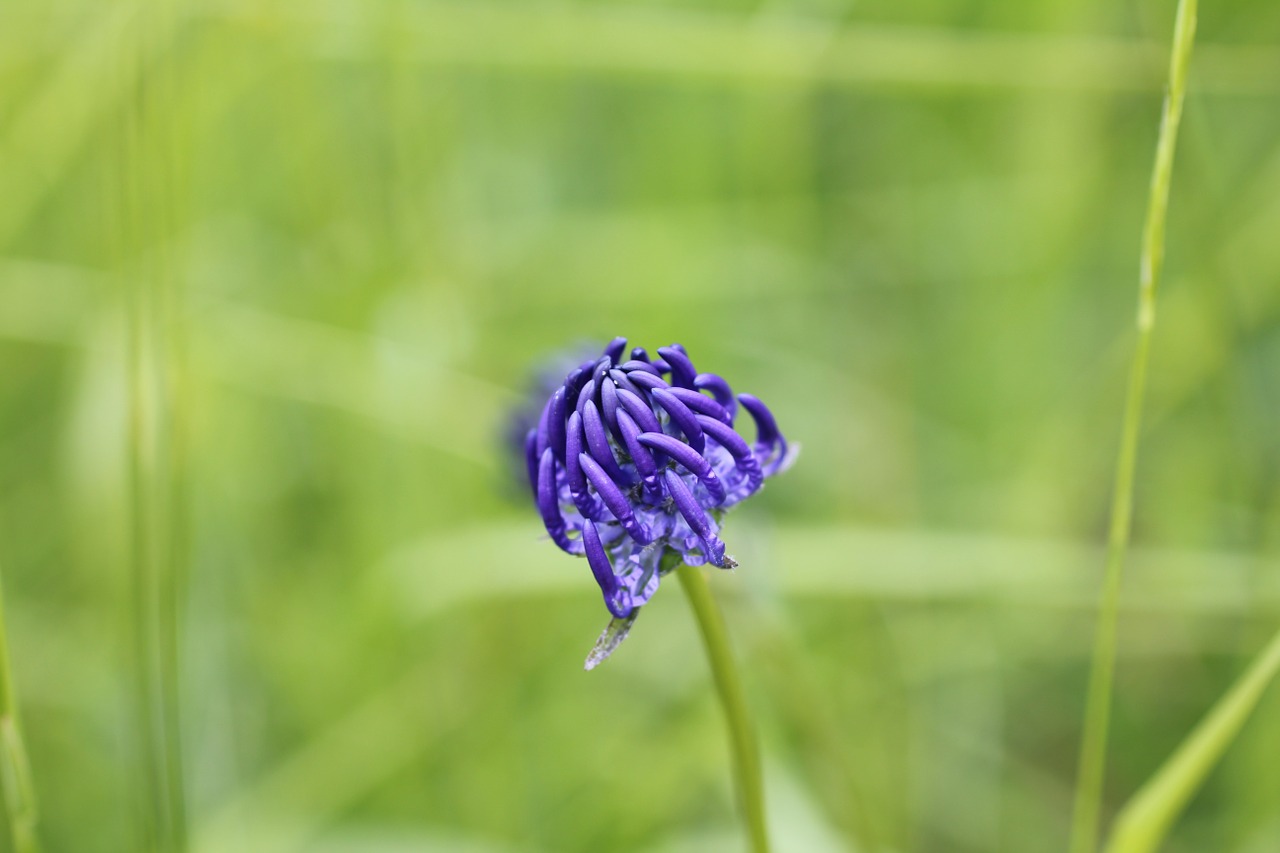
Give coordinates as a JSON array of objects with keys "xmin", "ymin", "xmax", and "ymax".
[{"xmin": 2, "ymin": 1, "xmax": 1279, "ymax": 852}]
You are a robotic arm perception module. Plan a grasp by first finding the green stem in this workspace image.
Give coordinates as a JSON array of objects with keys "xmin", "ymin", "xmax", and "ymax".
[
  {"xmin": 117, "ymin": 3, "xmax": 188, "ymax": 848},
  {"xmin": 676, "ymin": 563, "xmax": 769, "ymax": 853},
  {"xmin": 0, "ymin": 573, "xmax": 40, "ymax": 853},
  {"xmin": 1068, "ymin": 3, "xmax": 1198, "ymax": 852}
]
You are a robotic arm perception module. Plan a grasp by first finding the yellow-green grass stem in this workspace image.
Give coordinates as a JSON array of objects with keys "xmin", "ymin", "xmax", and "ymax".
[
  {"xmin": 1068, "ymin": 2, "xmax": 1198, "ymax": 852},
  {"xmin": 0, "ymin": 573, "xmax": 40, "ymax": 853}
]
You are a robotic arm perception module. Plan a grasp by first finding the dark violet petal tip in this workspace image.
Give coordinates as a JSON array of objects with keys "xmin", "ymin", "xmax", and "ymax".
[
  {"xmin": 630, "ymin": 347, "xmax": 650, "ymax": 362},
  {"xmin": 599, "ymin": 376, "xmax": 621, "ymax": 434},
  {"xmin": 591, "ymin": 357, "xmax": 611, "ymax": 394},
  {"xmin": 608, "ymin": 368, "xmax": 644, "ymax": 400},
  {"xmin": 638, "ymin": 432, "xmax": 725, "ymax": 505},
  {"xmin": 617, "ymin": 409, "xmax": 661, "ymax": 496},
  {"xmin": 694, "ymin": 373, "xmax": 737, "ymax": 421},
  {"xmin": 738, "ymin": 393, "xmax": 781, "ymax": 445},
  {"xmin": 665, "ymin": 386, "xmax": 731, "ymax": 425},
  {"xmin": 615, "ymin": 387, "xmax": 662, "ymax": 435},
  {"xmin": 626, "ymin": 370, "xmax": 669, "ymax": 393},
  {"xmin": 547, "ymin": 388, "xmax": 567, "ymax": 461},
  {"xmin": 564, "ymin": 366, "xmax": 589, "ymax": 408},
  {"xmin": 537, "ymin": 448, "xmax": 574, "ymax": 553},
  {"xmin": 575, "ymin": 378, "xmax": 597, "ymax": 420},
  {"xmin": 583, "ymin": 400, "xmax": 633, "ymax": 485},
  {"xmin": 663, "ymin": 469, "xmax": 726, "ymax": 566},
  {"xmin": 621, "ymin": 360, "xmax": 663, "ymax": 377},
  {"xmin": 697, "ymin": 414, "xmax": 763, "ymax": 495},
  {"xmin": 657, "ymin": 346, "xmax": 697, "ymax": 389},
  {"xmin": 535, "ymin": 396, "xmax": 553, "ymax": 458},
  {"xmin": 580, "ymin": 453, "xmax": 651, "ymax": 545},
  {"xmin": 651, "ymin": 388, "xmax": 705, "ymax": 454},
  {"xmin": 603, "ymin": 338, "xmax": 628, "ymax": 365},
  {"xmin": 565, "ymin": 411, "xmax": 603, "ymax": 519},
  {"xmin": 738, "ymin": 393, "xmax": 789, "ymax": 474},
  {"xmin": 584, "ymin": 520, "xmax": 633, "ymax": 618}
]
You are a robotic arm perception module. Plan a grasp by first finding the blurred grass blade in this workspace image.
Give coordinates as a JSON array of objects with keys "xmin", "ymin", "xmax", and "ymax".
[
  {"xmin": 210, "ymin": 0, "xmax": 1280, "ymax": 94},
  {"xmin": 1068, "ymin": 1, "xmax": 1198, "ymax": 851},
  {"xmin": 1103, "ymin": 626, "xmax": 1280, "ymax": 853},
  {"xmin": 0, "ymin": 574, "xmax": 40, "ymax": 853},
  {"xmin": 114, "ymin": 1, "xmax": 190, "ymax": 849}
]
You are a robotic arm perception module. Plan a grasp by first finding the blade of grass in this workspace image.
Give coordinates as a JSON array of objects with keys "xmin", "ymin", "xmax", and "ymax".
[
  {"xmin": 1102, "ymin": 625, "xmax": 1280, "ymax": 853},
  {"xmin": 0, "ymin": 571, "xmax": 40, "ymax": 853},
  {"xmin": 1067, "ymin": 2, "xmax": 1199, "ymax": 852},
  {"xmin": 206, "ymin": 0, "xmax": 1278, "ymax": 95},
  {"xmin": 115, "ymin": 1, "xmax": 189, "ymax": 849}
]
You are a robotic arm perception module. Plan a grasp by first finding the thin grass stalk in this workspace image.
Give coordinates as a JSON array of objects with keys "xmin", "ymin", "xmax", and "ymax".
[
  {"xmin": 676, "ymin": 563, "xmax": 770, "ymax": 853},
  {"xmin": 118, "ymin": 0, "xmax": 188, "ymax": 848},
  {"xmin": 0, "ymin": 572, "xmax": 40, "ymax": 853},
  {"xmin": 1067, "ymin": 3, "xmax": 1199, "ymax": 852}
]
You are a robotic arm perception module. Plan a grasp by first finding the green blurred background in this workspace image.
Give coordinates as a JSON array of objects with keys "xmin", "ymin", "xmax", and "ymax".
[{"xmin": 2, "ymin": 1, "xmax": 1279, "ymax": 851}]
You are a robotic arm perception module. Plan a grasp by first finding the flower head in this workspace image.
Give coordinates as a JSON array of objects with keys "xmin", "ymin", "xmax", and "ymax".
[{"xmin": 522, "ymin": 338, "xmax": 794, "ymax": 666}]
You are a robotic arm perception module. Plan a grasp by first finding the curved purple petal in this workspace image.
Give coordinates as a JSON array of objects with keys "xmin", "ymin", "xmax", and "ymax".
[
  {"xmin": 739, "ymin": 393, "xmax": 789, "ymax": 475},
  {"xmin": 584, "ymin": 520, "xmax": 633, "ymax": 618},
  {"xmin": 583, "ymin": 400, "xmax": 634, "ymax": 485},
  {"xmin": 537, "ymin": 448, "xmax": 575, "ymax": 553},
  {"xmin": 575, "ymin": 378, "xmax": 597, "ymax": 420},
  {"xmin": 694, "ymin": 373, "xmax": 737, "ymax": 421},
  {"xmin": 657, "ymin": 346, "xmax": 697, "ymax": 389},
  {"xmin": 664, "ymin": 386, "xmax": 731, "ymax": 424},
  {"xmin": 547, "ymin": 387, "xmax": 567, "ymax": 461},
  {"xmin": 565, "ymin": 411, "xmax": 604, "ymax": 519},
  {"xmin": 621, "ymin": 359, "xmax": 662, "ymax": 376},
  {"xmin": 603, "ymin": 337, "xmax": 628, "ymax": 366},
  {"xmin": 738, "ymin": 393, "xmax": 780, "ymax": 445},
  {"xmin": 615, "ymin": 386, "xmax": 667, "ymax": 466},
  {"xmin": 563, "ymin": 366, "xmax": 590, "ymax": 409},
  {"xmin": 637, "ymin": 431, "xmax": 725, "ymax": 505},
  {"xmin": 599, "ymin": 376, "xmax": 621, "ymax": 435},
  {"xmin": 534, "ymin": 395, "xmax": 553, "ymax": 458},
  {"xmin": 608, "ymin": 368, "xmax": 644, "ymax": 400},
  {"xmin": 579, "ymin": 452, "xmax": 651, "ymax": 545},
  {"xmin": 616, "ymin": 409, "xmax": 661, "ymax": 498},
  {"xmin": 697, "ymin": 414, "xmax": 764, "ymax": 495},
  {"xmin": 614, "ymin": 387, "xmax": 662, "ymax": 435},
  {"xmin": 651, "ymin": 388, "xmax": 705, "ymax": 454},
  {"xmin": 663, "ymin": 469, "xmax": 726, "ymax": 566},
  {"xmin": 626, "ymin": 370, "xmax": 669, "ymax": 392},
  {"xmin": 590, "ymin": 357, "xmax": 611, "ymax": 396}
]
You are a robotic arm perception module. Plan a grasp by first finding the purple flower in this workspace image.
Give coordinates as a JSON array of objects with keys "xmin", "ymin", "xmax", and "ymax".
[{"xmin": 523, "ymin": 338, "xmax": 794, "ymax": 644}]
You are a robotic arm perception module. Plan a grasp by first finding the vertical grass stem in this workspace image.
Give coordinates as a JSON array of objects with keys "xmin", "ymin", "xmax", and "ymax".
[
  {"xmin": 0, "ymin": 574, "xmax": 39, "ymax": 853},
  {"xmin": 1068, "ymin": 2, "xmax": 1198, "ymax": 851}
]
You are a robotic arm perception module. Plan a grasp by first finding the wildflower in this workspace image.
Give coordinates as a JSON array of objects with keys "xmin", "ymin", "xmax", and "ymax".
[{"xmin": 521, "ymin": 338, "xmax": 794, "ymax": 665}]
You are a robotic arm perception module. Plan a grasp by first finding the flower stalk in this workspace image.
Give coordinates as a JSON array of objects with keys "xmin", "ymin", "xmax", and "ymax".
[{"xmin": 677, "ymin": 563, "xmax": 769, "ymax": 853}]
